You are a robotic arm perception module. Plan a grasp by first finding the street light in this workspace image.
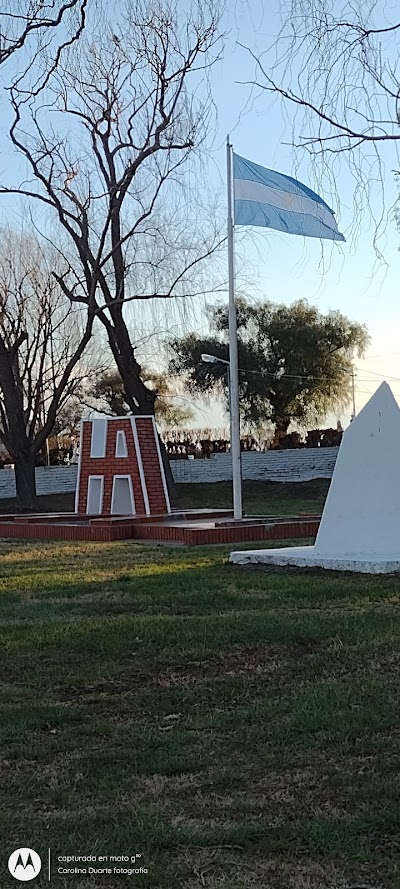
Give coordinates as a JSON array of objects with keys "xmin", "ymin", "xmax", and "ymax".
[
  {"xmin": 201, "ymin": 353, "xmax": 231, "ymax": 406},
  {"xmin": 200, "ymin": 354, "xmax": 228, "ymax": 365},
  {"xmin": 200, "ymin": 354, "xmax": 229, "ymax": 364},
  {"xmin": 201, "ymin": 353, "xmax": 231, "ymax": 409}
]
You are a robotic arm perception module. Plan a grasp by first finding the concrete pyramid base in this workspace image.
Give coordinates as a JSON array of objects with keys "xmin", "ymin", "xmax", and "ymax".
[
  {"xmin": 231, "ymin": 384, "xmax": 400, "ymax": 575},
  {"xmin": 229, "ymin": 545, "xmax": 400, "ymax": 574}
]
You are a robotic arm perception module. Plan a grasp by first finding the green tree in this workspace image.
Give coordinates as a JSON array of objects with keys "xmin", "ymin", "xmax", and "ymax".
[
  {"xmin": 90, "ymin": 370, "xmax": 194, "ymax": 429},
  {"xmin": 170, "ymin": 299, "xmax": 369, "ymax": 434},
  {"xmin": 89, "ymin": 372, "xmax": 128, "ymax": 418}
]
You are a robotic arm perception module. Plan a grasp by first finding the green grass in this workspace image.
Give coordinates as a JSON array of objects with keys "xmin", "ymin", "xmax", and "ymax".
[
  {"xmin": 2, "ymin": 480, "xmax": 400, "ymax": 887},
  {"xmin": 174, "ymin": 478, "xmax": 330, "ymax": 515}
]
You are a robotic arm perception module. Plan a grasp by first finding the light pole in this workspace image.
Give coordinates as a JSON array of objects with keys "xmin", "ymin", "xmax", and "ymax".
[
  {"xmin": 225, "ymin": 138, "xmax": 242, "ymax": 521},
  {"xmin": 201, "ymin": 353, "xmax": 241, "ymax": 517}
]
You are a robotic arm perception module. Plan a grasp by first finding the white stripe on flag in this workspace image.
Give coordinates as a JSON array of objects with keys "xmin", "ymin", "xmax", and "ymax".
[{"xmin": 234, "ymin": 177, "xmax": 335, "ymax": 230}]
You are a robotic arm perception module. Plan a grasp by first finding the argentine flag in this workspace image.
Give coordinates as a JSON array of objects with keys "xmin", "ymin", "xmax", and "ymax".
[{"xmin": 233, "ymin": 153, "xmax": 345, "ymax": 242}]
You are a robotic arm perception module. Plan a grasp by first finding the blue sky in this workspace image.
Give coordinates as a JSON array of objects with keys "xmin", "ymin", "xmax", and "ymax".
[{"xmin": 184, "ymin": 0, "xmax": 400, "ymax": 431}]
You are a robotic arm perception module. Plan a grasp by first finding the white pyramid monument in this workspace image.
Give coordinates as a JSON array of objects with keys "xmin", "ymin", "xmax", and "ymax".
[{"xmin": 230, "ymin": 382, "xmax": 400, "ymax": 573}]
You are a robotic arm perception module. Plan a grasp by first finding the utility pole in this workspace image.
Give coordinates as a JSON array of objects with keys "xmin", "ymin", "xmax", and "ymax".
[{"xmin": 350, "ymin": 366, "xmax": 356, "ymax": 422}]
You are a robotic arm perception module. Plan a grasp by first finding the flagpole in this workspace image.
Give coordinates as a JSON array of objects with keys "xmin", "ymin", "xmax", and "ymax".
[{"xmin": 226, "ymin": 135, "xmax": 242, "ymax": 520}]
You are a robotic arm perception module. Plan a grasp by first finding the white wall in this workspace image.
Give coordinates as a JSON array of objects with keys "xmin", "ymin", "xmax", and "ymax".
[
  {"xmin": 171, "ymin": 448, "xmax": 338, "ymax": 483},
  {"xmin": 0, "ymin": 466, "xmax": 78, "ymax": 500},
  {"xmin": 0, "ymin": 447, "xmax": 338, "ymax": 500}
]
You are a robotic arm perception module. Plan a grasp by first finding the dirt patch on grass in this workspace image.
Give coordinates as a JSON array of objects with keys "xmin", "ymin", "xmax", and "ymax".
[
  {"xmin": 58, "ymin": 642, "xmax": 319, "ymax": 702},
  {"xmin": 121, "ymin": 747, "xmax": 384, "ymax": 832},
  {"xmin": 365, "ymin": 650, "xmax": 400, "ymax": 675},
  {"xmin": 153, "ymin": 642, "xmax": 319, "ymax": 688},
  {"xmin": 177, "ymin": 848, "xmax": 372, "ymax": 889},
  {"xmin": 157, "ymin": 756, "xmax": 367, "ymax": 827}
]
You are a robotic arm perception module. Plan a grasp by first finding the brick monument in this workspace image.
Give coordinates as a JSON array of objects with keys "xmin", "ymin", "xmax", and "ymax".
[{"xmin": 75, "ymin": 416, "xmax": 170, "ymax": 516}]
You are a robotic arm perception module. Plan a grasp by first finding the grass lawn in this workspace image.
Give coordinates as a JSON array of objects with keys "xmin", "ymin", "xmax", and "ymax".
[
  {"xmin": 174, "ymin": 478, "xmax": 330, "ymax": 515},
  {"xmin": 1, "ymin": 506, "xmax": 400, "ymax": 887}
]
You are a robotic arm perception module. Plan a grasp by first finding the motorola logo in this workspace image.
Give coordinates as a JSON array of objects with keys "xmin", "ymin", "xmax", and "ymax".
[{"xmin": 8, "ymin": 848, "xmax": 42, "ymax": 882}]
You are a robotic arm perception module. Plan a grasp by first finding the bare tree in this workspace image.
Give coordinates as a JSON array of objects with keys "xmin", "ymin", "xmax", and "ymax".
[
  {"xmin": 0, "ymin": 231, "xmax": 97, "ymax": 509},
  {"xmin": 0, "ymin": 0, "xmax": 87, "ymax": 92},
  {"xmin": 2, "ymin": 0, "xmax": 223, "ymax": 493},
  {"xmin": 241, "ymin": 0, "xmax": 400, "ymax": 238}
]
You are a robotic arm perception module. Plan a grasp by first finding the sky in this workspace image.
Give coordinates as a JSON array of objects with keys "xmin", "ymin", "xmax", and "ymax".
[
  {"xmin": 187, "ymin": 0, "xmax": 400, "ymax": 431},
  {"xmin": 1, "ymin": 0, "xmax": 400, "ymax": 434}
]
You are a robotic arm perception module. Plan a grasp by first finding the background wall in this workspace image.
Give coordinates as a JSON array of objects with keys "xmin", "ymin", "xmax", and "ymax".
[{"xmin": 170, "ymin": 448, "xmax": 338, "ymax": 483}]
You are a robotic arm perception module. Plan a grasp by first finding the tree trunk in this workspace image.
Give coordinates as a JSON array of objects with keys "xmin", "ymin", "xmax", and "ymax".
[
  {"xmin": 14, "ymin": 450, "xmax": 37, "ymax": 512},
  {"xmin": 274, "ymin": 420, "xmax": 290, "ymax": 436},
  {"xmin": 271, "ymin": 420, "xmax": 291, "ymax": 450},
  {"xmin": 104, "ymin": 317, "xmax": 177, "ymax": 505}
]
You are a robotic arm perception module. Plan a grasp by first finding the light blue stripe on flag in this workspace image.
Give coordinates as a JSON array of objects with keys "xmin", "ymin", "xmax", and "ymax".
[{"xmin": 233, "ymin": 153, "xmax": 345, "ymax": 242}]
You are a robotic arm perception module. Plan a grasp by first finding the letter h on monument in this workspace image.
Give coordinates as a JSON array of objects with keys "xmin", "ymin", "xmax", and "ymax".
[{"xmin": 75, "ymin": 416, "xmax": 170, "ymax": 516}]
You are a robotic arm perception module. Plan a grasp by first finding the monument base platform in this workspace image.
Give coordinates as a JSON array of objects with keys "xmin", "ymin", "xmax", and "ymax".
[
  {"xmin": 230, "ymin": 544, "xmax": 400, "ymax": 574},
  {"xmin": 0, "ymin": 511, "xmax": 320, "ymax": 546}
]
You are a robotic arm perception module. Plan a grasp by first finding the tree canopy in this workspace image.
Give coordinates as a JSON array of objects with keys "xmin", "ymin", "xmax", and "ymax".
[
  {"xmin": 170, "ymin": 299, "xmax": 369, "ymax": 433},
  {"xmin": 89, "ymin": 370, "xmax": 194, "ymax": 429}
]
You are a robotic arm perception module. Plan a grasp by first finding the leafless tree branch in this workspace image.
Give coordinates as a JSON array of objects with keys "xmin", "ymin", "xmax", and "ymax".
[{"xmin": 2, "ymin": 0, "xmax": 225, "ymax": 444}]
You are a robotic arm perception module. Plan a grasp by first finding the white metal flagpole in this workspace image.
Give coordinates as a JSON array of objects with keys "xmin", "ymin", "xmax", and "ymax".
[{"xmin": 226, "ymin": 135, "xmax": 242, "ymax": 520}]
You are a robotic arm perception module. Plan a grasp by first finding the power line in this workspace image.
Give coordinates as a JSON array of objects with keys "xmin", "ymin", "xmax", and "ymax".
[
  {"xmin": 354, "ymin": 366, "xmax": 400, "ymax": 383},
  {"xmin": 201, "ymin": 356, "xmax": 400, "ymax": 386}
]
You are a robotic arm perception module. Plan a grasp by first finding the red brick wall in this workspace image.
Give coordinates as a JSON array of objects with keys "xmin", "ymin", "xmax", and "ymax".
[
  {"xmin": 77, "ymin": 417, "xmax": 167, "ymax": 516},
  {"xmin": 136, "ymin": 418, "xmax": 169, "ymax": 514},
  {"xmin": 0, "ymin": 517, "xmax": 319, "ymax": 544}
]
